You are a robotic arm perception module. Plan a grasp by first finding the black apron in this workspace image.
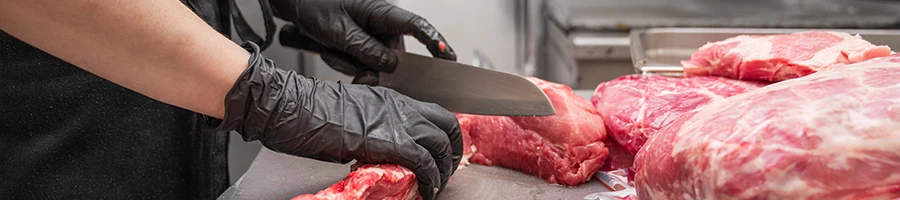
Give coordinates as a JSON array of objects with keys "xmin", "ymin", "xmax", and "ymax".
[{"xmin": 0, "ymin": 0, "xmax": 239, "ymax": 199}]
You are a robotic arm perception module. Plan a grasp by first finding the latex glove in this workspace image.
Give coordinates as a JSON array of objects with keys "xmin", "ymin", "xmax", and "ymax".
[
  {"xmin": 217, "ymin": 42, "xmax": 463, "ymax": 200},
  {"xmin": 270, "ymin": 0, "xmax": 457, "ymax": 85}
]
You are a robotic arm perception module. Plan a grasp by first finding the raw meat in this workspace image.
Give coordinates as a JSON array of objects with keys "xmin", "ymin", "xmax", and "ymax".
[
  {"xmin": 457, "ymin": 115, "xmax": 474, "ymax": 167},
  {"xmin": 598, "ymin": 140, "xmax": 636, "ymax": 172},
  {"xmin": 634, "ymin": 55, "xmax": 900, "ymax": 199},
  {"xmin": 591, "ymin": 75, "xmax": 763, "ymax": 169},
  {"xmin": 291, "ymin": 164, "xmax": 420, "ymax": 200},
  {"xmin": 682, "ymin": 31, "xmax": 892, "ymax": 82},
  {"xmin": 620, "ymin": 195, "xmax": 638, "ymax": 200},
  {"xmin": 457, "ymin": 77, "xmax": 609, "ymax": 186}
]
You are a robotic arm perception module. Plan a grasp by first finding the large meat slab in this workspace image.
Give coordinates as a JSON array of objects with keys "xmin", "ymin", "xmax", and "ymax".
[
  {"xmin": 635, "ymin": 55, "xmax": 900, "ymax": 199},
  {"xmin": 457, "ymin": 77, "xmax": 609, "ymax": 186},
  {"xmin": 291, "ymin": 164, "xmax": 419, "ymax": 200},
  {"xmin": 591, "ymin": 75, "xmax": 763, "ymax": 169},
  {"xmin": 682, "ymin": 31, "xmax": 891, "ymax": 82}
]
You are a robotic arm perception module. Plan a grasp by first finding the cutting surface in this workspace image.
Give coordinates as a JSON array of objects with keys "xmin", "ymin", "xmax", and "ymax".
[{"xmin": 217, "ymin": 148, "xmax": 609, "ymax": 200}]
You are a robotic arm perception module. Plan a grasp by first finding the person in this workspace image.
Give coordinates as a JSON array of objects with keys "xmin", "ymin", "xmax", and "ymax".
[{"xmin": 0, "ymin": 0, "xmax": 462, "ymax": 200}]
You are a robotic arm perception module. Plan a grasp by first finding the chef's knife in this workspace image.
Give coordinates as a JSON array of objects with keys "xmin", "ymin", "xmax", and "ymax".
[{"xmin": 278, "ymin": 24, "xmax": 555, "ymax": 116}]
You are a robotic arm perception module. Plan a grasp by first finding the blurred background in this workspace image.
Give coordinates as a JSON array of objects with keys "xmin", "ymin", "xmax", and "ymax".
[{"xmin": 228, "ymin": 0, "xmax": 900, "ymax": 183}]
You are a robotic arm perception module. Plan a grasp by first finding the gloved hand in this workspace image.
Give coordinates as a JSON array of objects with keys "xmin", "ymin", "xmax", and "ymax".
[
  {"xmin": 217, "ymin": 42, "xmax": 463, "ymax": 200},
  {"xmin": 269, "ymin": 0, "xmax": 457, "ymax": 85}
]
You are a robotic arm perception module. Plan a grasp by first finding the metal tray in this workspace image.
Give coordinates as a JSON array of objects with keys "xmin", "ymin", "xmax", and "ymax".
[{"xmin": 629, "ymin": 27, "xmax": 900, "ymax": 76}]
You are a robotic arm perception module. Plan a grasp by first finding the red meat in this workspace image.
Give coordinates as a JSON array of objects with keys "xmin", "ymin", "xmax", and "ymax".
[
  {"xmin": 591, "ymin": 75, "xmax": 763, "ymax": 169},
  {"xmin": 598, "ymin": 139, "xmax": 636, "ymax": 172},
  {"xmin": 457, "ymin": 77, "xmax": 609, "ymax": 186},
  {"xmin": 635, "ymin": 55, "xmax": 900, "ymax": 199},
  {"xmin": 682, "ymin": 31, "xmax": 891, "ymax": 82},
  {"xmin": 291, "ymin": 164, "xmax": 420, "ymax": 200}
]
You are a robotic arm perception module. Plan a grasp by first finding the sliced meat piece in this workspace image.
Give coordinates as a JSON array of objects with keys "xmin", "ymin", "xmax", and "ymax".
[
  {"xmin": 291, "ymin": 164, "xmax": 420, "ymax": 200},
  {"xmin": 681, "ymin": 31, "xmax": 892, "ymax": 82},
  {"xmin": 591, "ymin": 75, "xmax": 763, "ymax": 169},
  {"xmin": 635, "ymin": 55, "xmax": 900, "ymax": 199},
  {"xmin": 457, "ymin": 77, "xmax": 609, "ymax": 186}
]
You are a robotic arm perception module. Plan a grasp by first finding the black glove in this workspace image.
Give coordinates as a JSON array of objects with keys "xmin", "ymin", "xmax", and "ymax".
[
  {"xmin": 270, "ymin": 0, "xmax": 457, "ymax": 85},
  {"xmin": 216, "ymin": 42, "xmax": 463, "ymax": 200}
]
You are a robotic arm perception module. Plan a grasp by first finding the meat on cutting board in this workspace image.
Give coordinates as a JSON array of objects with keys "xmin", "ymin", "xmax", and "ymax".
[
  {"xmin": 291, "ymin": 164, "xmax": 420, "ymax": 200},
  {"xmin": 681, "ymin": 31, "xmax": 892, "ymax": 82},
  {"xmin": 634, "ymin": 54, "xmax": 900, "ymax": 199},
  {"xmin": 457, "ymin": 77, "xmax": 609, "ymax": 186},
  {"xmin": 591, "ymin": 75, "xmax": 764, "ymax": 170}
]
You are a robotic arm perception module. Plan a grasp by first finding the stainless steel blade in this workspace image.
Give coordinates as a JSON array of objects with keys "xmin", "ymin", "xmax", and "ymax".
[{"xmin": 379, "ymin": 50, "xmax": 555, "ymax": 116}]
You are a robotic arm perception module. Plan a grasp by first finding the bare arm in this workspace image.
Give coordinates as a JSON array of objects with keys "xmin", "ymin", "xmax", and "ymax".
[{"xmin": 0, "ymin": 0, "xmax": 250, "ymax": 118}]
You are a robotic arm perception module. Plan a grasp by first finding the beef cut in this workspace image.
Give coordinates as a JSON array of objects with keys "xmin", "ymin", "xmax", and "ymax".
[
  {"xmin": 635, "ymin": 55, "xmax": 900, "ymax": 199},
  {"xmin": 598, "ymin": 139, "xmax": 636, "ymax": 172},
  {"xmin": 291, "ymin": 164, "xmax": 420, "ymax": 200},
  {"xmin": 457, "ymin": 77, "xmax": 609, "ymax": 186},
  {"xmin": 591, "ymin": 75, "xmax": 763, "ymax": 169},
  {"xmin": 682, "ymin": 31, "xmax": 892, "ymax": 82}
]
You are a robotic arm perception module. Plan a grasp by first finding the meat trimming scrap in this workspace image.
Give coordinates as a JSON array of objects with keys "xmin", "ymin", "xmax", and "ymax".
[{"xmin": 635, "ymin": 55, "xmax": 900, "ymax": 199}]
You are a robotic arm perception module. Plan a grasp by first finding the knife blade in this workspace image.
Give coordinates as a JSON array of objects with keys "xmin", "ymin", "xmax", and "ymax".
[{"xmin": 278, "ymin": 24, "xmax": 555, "ymax": 116}]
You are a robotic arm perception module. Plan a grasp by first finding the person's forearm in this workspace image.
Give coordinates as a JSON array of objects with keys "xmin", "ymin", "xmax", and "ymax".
[{"xmin": 0, "ymin": 0, "xmax": 249, "ymax": 118}]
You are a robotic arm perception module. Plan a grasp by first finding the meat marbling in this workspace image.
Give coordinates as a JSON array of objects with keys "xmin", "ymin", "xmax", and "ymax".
[
  {"xmin": 682, "ymin": 31, "xmax": 892, "ymax": 82},
  {"xmin": 635, "ymin": 55, "xmax": 900, "ymax": 199},
  {"xmin": 591, "ymin": 75, "xmax": 764, "ymax": 169},
  {"xmin": 457, "ymin": 77, "xmax": 609, "ymax": 186},
  {"xmin": 291, "ymin": 164, "xmax": 420, "ymax": 200}
]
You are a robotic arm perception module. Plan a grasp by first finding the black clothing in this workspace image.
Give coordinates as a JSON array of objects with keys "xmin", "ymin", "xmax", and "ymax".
[{"xmin": 0, "ymin": 1, "xmax": 231, "ymax": 199}]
